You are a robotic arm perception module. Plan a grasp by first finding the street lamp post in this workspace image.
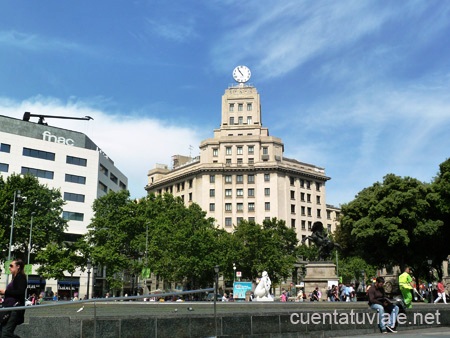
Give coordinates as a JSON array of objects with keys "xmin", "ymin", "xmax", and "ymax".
[
  {"xmin": 92, "ymin": 266, "xmax": 97, "ymax": 298},
  {"xmin": 427, "ymin": 259, "xmax": 433, "ymax": 303},
  {"xmin": 86, "ymin": 259, "xmax": 92, "ymax": 299},
  {"xmin": 6, "ymin": 190, "xmax": 21, "ymax": 287},
  {"xmin": 70, "ymin": 272, "xmax": 74, "ymax": 300},
  {"xmin": 361, "ymin": 271, "xmax": 365, "ymax": 293},
  {"xmin": 214, "ymin": 265, "xmax": 219, "ymax": 337},
  {"xmin": 27, "ymin": 212, "xmax": 36, "ymax": 265},
  {"xmin": 233, "ymin": 263, "xmax": 236, "ymax": 284},
  {"xmin": 335, "ymin": 250, "xmax": 339, "ymax": 279},
  {"xmin": 25, "ymin": 212, "xmax": 36, "ymax": 300},
  {"xmin": 144, "ymin": 222, "xmax": 149, "ymax": 294},
  {"xmin": 145, "ymin": 223, "xmax": 149, "ymax": 263}
]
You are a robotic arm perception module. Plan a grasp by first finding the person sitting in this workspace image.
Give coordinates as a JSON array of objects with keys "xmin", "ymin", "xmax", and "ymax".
[
  {"xmin": 222, "ymin": 293, "xmax": 228, "ymax": 302},
  {"xmin": 332, "ymin": 285, "xmax": 340, "ymax": 301},
  {"xmin": 310, "ymin": 287, "xmax": 319, "ymax": 301},
  {"xmin": 368, "ymin": 277, "xmax": 399, "ymax": 334}
]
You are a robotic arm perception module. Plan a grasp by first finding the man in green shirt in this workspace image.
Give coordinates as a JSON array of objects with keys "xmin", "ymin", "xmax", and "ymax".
[{"xmin": 399, "ymin": 266, "xmax": 414, "ymax": 308}]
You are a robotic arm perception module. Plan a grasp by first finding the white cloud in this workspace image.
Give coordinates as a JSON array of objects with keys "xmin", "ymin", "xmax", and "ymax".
[
  {"xmin": 0, "ymin": 96, "xmax": 204, "ymax": 198},
  {"xmin": 143, "ymin": 17, "xmax": 198, "ymax": 42},
  {"xmin": 0, "ymin": 30, "xmax": 88, "ymax": 54},
  {"xmin": 280, "ymin": 74, "xmax": 450, "ymax": 205},
  {"xmin": 211, "ymin": 0, "xmax": 396, "ymax": 78}
]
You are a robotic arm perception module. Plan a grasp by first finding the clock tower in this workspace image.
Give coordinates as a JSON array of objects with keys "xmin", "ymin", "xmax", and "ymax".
[
  {"xmin": 220, "ymin": 83, "xmax": 263, "ymax": 131},
  {"xmin": 147, "ymin": 67, "xmax": 335, "ymax": 241}
]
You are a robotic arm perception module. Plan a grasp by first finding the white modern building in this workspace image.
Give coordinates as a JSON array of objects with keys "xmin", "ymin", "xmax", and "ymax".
[{"xmin": 0, "ymin": 114, "xmax": 128, "ymax": 299}]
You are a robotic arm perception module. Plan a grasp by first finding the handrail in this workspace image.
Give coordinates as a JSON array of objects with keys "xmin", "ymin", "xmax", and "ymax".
[
  {"xmin": 1, "ymin": 287, "xmax": 216, "ymax": 338},
  {"xmin": 0, "ymin": 287, "xmax": 215, "ymax": 312}
]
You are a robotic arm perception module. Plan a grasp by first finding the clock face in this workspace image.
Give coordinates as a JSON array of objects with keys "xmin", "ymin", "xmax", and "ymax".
[{"xmin": 233, "ymin": 65, "xmax": 251, "ymax": 83}]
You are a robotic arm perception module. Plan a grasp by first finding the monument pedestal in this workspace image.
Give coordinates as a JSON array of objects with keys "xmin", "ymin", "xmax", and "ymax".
[{"xmin": 303, "ymin": 261, "xmax": 338, "ymax": 301}]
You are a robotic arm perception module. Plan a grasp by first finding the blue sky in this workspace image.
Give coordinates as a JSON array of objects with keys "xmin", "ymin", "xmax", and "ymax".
[{"xmin": 1, "ymin": 1, "xmax": 450, "ymax": 206}]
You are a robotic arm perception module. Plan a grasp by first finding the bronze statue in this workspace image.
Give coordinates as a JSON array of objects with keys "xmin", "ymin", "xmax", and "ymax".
[{"xmin": 302, "ymin": 221, "xmax": 341, "ymax": 260}]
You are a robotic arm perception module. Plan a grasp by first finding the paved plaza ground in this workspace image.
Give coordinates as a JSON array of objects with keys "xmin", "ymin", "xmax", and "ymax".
[{"xmin": 338, "ymin": 326, "xmax": 450, "ymax": 337}]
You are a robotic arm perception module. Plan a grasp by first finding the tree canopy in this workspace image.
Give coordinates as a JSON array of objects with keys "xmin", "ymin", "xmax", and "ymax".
[
  {"xmin": 85, "ymin": 191, "xmax": 301, "ymax": 292},
  {"xmin": 335, "ymin": 172, "xmax": 445, "ymax": 278},
  {"xmin": 86, "ymin": 191, "xmax": 230, "ymax": 291},
  {"xmin": 230, "ymin": 218, "xmax": 298, "ymax": 285},
  {"xmin": 337, "ymin": 256, "xmax": 377, "ymax": 285},
  {"xmin": 0, "ymin": 174, "xmax": 67, "ymax": 266},
  {"xmin": 428, "ymin": 157, "xmax": 450, "ymax": 276},
  {"xmin": 6, "ymin": 157, "xmax": 450, "ymax": 289},
  {"xmin": 144, "ymin": 193, "xmax": 228, "ymax": 289}
]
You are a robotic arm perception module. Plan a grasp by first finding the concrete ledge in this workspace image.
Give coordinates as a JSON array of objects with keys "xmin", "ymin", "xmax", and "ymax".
[{"xmin": 15, "ymin": 303, "xmax": 450, "ymax": 337}]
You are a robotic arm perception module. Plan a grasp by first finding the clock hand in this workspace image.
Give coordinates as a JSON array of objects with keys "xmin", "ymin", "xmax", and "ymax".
[{"xmin": 238, "ymin": 68, "xmax": 244, "ymax": 76}]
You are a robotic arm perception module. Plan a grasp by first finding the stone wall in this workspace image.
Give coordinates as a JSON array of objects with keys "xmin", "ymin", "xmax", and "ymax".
[{"xmin": 16, "ymin": 306, "xmax": 450, "ymax": 338}]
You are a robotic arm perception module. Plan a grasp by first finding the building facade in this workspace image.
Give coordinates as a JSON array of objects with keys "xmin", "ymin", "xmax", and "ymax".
[
  {"xmin": 146, "ymin": 81, "xmax": 340, "ymax": 243},
  {"xmin": 0, "ymin": 114, "xmax": 128, "ymax": 299}
]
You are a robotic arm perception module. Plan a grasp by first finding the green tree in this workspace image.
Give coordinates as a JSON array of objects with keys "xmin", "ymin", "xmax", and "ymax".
[
  {"xmin": 231, "ymin": 218, "xmax": 298, "ymax": 284},
  {"xmin": 144, "ymin": 193, "xmax": 228, "ymax": 289},
  {"xmin": 87, "ymin": 191, "xmax": 228, "ymax": 292},
  {"xmin": 35, "ymin": 240, "xmax": 85, "ymax": 280},
  {"xmin": 429, "ymin": 158, "xmax": 450, "ymax": 278},
  {"xmin": 335, "ymin": 174, "xmax": 443, "ymax": 274},
  {"xmin": 338, "ymin": 256, "xmax": 376, "ymax": 285},
  {"xmin": 296, "ymin": 243, "xmax": 319, "ymax": 262},
  {"xmin": 86, "ymin": 189, "xmax": 145, "ymax": 293},
  {"xmin": 0, "ymin": 174, "xmax": 67, "ymax": 265}
]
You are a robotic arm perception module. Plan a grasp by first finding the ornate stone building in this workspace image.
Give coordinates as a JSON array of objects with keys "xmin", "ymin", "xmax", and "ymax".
[{"xmin": 146, "ymin": 71, "xmax": 339, "ymax": 242}]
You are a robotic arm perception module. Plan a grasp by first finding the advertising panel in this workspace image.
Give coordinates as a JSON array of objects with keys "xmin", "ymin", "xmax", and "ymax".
[{"xmin": 233, "ymin": 282, "xmax": 253, "ymax": 299}]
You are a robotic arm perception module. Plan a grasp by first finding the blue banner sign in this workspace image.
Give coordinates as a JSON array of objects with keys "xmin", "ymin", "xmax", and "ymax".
[{"xmin": 233, "ymin": 282, "xmax": 253, "ymax": 299}]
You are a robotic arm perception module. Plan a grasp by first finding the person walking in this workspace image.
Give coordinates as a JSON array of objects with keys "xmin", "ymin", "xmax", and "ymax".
[
  {"xmin": 310, "ymin": 287, "xmax": 319, "ymax": 301},
  {"xmin": 434, "ymin": 280, "xmax": 447, "ymax": 304},
  {"xmin": 327, "ymin": 286, "xmax": 333, "ymax": 302},
  {"xmin": 0, "ymin": 259, "xmax": 27, "ymax": 337},
  {"xmin": 399, "ymin": 266, "xmax": 414, "ymax": 309},
  {"xmin": 339, "ymin": 283, "xmax": 346, "ymax": 301}
]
